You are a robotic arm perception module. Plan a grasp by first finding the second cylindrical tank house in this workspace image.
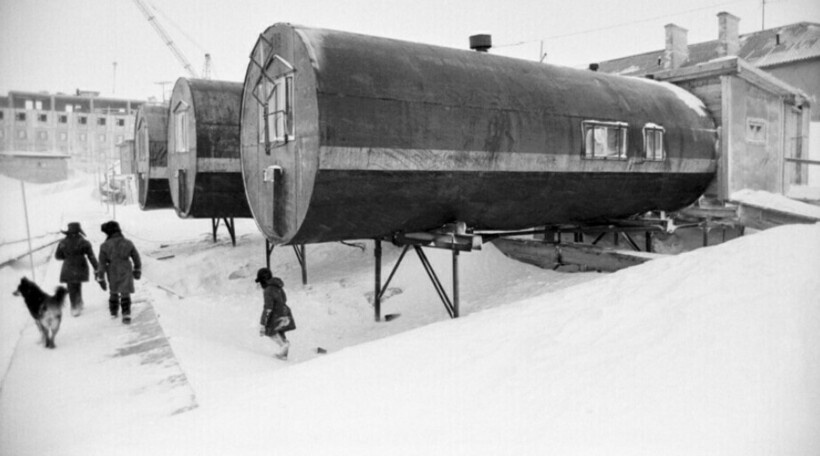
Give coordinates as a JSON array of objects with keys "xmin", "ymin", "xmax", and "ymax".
[
  {"xmin": 240, "ymin": 23, "xmax": 717, "ymax": 246},
  {"xmin": 167, "ymin": 78, "xmax": 252, "ymax": 219},
  {"xmin": 135, "ymin": 104, "xmax": 173, "ymax": 210}
]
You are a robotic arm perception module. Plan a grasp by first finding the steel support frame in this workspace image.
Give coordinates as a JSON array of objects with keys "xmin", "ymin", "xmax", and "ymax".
[
  {"xmin": 373, "ymin": 239, "xmax": 460, "ymax": 322},
  {"xmin": 211, "ymin": 217, "xmax": 237, "ymax": 246},
  {"xmin": 265, "ymin": 240, "xmax": 308, "ymax": 285}
]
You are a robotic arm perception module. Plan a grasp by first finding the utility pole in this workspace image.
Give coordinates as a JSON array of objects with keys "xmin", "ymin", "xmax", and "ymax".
[{"xmin": 112, "ymin": 61, "xmax": 118, "ymax": 94}]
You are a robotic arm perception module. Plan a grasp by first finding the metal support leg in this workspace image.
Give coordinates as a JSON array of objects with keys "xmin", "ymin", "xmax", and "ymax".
[
  {"xmin": 374, "ymin": 239, "xmax": 381, "ymax": 322},
  {"xmin": 621, "ymin": 232, "xmax": 641, "ymax": 251},
  {"xmin": 265, "ymin": 240, "xmax": 275, "ymax": 269},
  {"xmin": 224, "ymin": 217, "xmax": 236, "ymax": 246},
  {"xmin": 452, "ymin": 247, "xmax": 459, "ymax": 318},
  {"xmin": 211, "ymin": 218, "xmax": 219, "ymax": 243},
  {"xmin": 374, "ymin": 244, "xmax": 411, "ymax": 322},
  {"xmin": 645, "ymin": 231, "xmax": 652, "ymax": 253},
  {"xmin": 292, "ymin": 244, "xmax": 307, "ymax": 285},
  {"xmin": 414, "ymin": 246, "xmax": 457, "ymax": 319}
]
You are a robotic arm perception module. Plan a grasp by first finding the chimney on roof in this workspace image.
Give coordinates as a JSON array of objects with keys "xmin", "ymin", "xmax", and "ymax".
[
  {"xmin": 717, "ymin": 12, "xmax": 740, "ymax": 56},
  {"xmin": 469, "ymin": 34, "xmax": 492, "ymax": 52},
  {"xmin": 664, "ymin": 23, "xmax": 689, "ymax": 70}
]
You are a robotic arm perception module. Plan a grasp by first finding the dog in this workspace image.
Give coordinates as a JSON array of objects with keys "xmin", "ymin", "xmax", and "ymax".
[{"xmin": 12, "ymin": 277, "xmax": 67, "ymax": 349}]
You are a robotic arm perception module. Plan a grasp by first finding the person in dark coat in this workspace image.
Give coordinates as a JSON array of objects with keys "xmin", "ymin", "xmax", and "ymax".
[
  {"xmin": 96, "ymin": 221, "xmax": 141, "ymax": 324},
  {"xmin": 256, "ymin": 268, "xmax": 296, "ymax": 360},
  {"xmin": 54, "ymin": 222, "xmax": 99, "ymax": 317}
]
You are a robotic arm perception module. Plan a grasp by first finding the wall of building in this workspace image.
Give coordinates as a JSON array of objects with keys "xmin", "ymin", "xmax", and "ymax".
[
  {"xmin": 0, "ymin": 92, "xmax": 143, "ymax": 172},
  {"xmin": 764, "ymin": 59, "xmax": 820, "ymax": 122},
  {"xmin": 726, "ymin": 77, "xmax": 785, "ymax": 196}
]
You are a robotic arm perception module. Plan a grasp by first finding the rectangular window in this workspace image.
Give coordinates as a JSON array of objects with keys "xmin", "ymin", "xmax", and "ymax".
[
  {"xmin": 97, "ymin": 117, "xmax": 106, "ymax": 126},
  {"xmin": 59, "ymin": 132, "xmax": 68, "ymax": 141},
  {"xmin": 746, "ymin": 118, "xmax": 767, "ymax": 143},
  {"xmin": 0, "ymin": 111, "xmax": 4, "ymax": 120},
  {"xmin": 98, "ymin": 133, "xmax": 106, "ymax": 142},
  {"xmin": 16, "ymin": 112, "xmax": 26, "ymax": 121},
  {"xmin": 79, "ymin": 116, "xmax": 87, "ymax": 125},
  {"xmin": 79, "ymin": 133, "xmax": 87, "ymax": 142},
  {"xmin": 0, "ymin": 129, "xmax": 4, "ymax": 139},
  {"xmin": 37, "ymin": 131, "xmax": 48, "ymax": 140},
  {"xmin": 643, "ymin": 124, "xmax": 665, "ymax": 161},
  {"xmin": 582, "ymin": 120, "xmax": 628, "ymax": 160},
  {"xmin": 58, "ymin": 115, "xmax": 68, "ymax": 124},
  {"xmin": 116, "ymin": 118, "xmax": 125, "ymax": 127},
  {"xmin": 116, "ymin": 134, "xmax": 123, "ymax": 144},
  {"xmin": 38, "ymin": 113, "xmax": 47, "ymax": 122},
  {"xmin": 25, "ymin": 100, "xmax": 33, "ymax": 110},
  {"xmin": 257, "ymin": 75, "xmax": 294, "ymax": 147},
  {"xmin": 17, "ymin": 129, "xmax": 27, "ymax": 139},
  {"xmin": 173, "ymin": 107, "xmax": 189, "ymax": 153},
  {"xmin": 35, "ymin": 100, "xmax": 43, "ymax": 110}
]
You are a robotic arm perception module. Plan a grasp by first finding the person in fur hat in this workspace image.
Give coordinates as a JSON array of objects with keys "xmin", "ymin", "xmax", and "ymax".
[
  {"xmin": 97, "ymin": 221, "xmax": 141, "ymax": 324},
  {"xmin": 54, "ymin": 222, "xmax": 99, "ymax": 317},
  {"xmin": 256, "ymin": 267, "xmax": 296, "ymax": 360}
]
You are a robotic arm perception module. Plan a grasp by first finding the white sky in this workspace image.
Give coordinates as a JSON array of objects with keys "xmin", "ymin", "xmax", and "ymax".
[{"xmin": 1, "ymin": 0, "xmax": 819, "ymax": 101}]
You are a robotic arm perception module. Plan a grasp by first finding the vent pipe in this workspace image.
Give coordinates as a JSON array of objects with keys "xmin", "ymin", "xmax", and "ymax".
[{"xmin": 469, "ymin": 34, "xmax": 492, "ymax": 52}]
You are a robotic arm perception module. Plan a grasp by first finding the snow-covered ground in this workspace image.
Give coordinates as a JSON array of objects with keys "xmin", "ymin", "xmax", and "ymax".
[{"xmin": 1, "ymin": 172, "xmax": 819, "ymax": 455}]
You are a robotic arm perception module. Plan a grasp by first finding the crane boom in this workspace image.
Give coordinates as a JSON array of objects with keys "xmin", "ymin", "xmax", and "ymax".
[{"xmin": 130, "ymin": 0, "xmax": 199, "ymax": 78}]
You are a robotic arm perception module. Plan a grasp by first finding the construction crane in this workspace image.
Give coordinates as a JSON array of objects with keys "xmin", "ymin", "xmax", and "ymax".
[{"xmin": 130, "ymin": 0, "xmax": 199, "ymax": 78}]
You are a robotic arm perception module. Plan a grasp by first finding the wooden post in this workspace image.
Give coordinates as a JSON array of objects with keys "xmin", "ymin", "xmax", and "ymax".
[{"xmin": 20, "ymin": 181, "xmax": 36, "ymax": 280}]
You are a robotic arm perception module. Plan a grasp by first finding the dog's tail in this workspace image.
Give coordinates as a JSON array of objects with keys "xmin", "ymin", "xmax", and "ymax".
[{"xmin": 52, "ymin": 286, "xmax": 68, "ymax": 307}]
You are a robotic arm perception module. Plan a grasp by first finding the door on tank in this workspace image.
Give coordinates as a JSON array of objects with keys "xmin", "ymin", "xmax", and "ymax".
[
  {"xmin": 177, "ymin": 169, "xmax": 187, "ymax": 213},
  {"xmin": 251, "ymin": 51, "xmax": 296, "ymax": 236}
]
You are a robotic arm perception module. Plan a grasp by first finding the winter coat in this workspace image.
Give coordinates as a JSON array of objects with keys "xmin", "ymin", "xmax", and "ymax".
[
  {"xmin": 55, "ymin": 234, "xmax": 99, "ymax": 283},
  {"xmin": 260, "ymin": 277, "xmax": 296, "ymax": 335},
  {"xmin": 97, "ymin": 232, "xmax": 141, "ymax": 294}
]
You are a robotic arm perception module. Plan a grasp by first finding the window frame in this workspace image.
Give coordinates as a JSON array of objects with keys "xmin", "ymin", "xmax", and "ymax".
[
  {"xmin": 643, "ymin": 123, "xmax": 666, "ymax": 161},
  {"xmin": 581, "ymin": 120, "xmax": 628, "ymax": 160},
  {"xmin": 173, "ymin": 100, "xmax": 190, "ymax": 153},
  {"xmin": 252, "ymin": 53, "xmax": 296, "ymax": 151},
  {"xmin": 746, "ymin": 118, "xmax": 767, "ymax": 143}
]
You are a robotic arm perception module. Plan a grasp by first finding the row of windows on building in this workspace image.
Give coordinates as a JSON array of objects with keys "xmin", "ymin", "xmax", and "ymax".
[
  {"xmin": 0, "ymin": 110, "xmax": 128, "ymax": 127},
  {"xmin": 0, "ymin": 128, "xmax": 124, "ymax": 143}
]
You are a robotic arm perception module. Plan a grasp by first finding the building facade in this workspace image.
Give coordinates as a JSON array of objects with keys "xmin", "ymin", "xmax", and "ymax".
[
  {"xmin": 0, "ymin": 90, "xmax": 144, "ymax": 171},
  {"xmin": 596, "ymin": 13, "xmax": 819, "ymax": 191}
]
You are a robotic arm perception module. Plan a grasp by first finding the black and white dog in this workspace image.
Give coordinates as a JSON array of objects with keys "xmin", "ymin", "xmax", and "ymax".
[{"xmin": 12, "ymin": 277, "xmax": 67, "ymax": 349}]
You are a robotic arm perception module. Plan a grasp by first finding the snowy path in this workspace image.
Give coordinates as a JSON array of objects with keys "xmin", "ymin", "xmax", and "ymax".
[{"xmin": 0, "ymin": 255, "xmax": 197, "ymax": 455}]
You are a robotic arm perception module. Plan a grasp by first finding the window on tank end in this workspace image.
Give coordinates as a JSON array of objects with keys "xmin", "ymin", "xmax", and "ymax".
[
  {"xmin": 173, "ymin": 101, "xmax": 190, "ymax": 153},
  {"xmin": 643, "ymin": 124, "xmax": 665, "ymax": 161},
  {"xmin": 582, "ymin": 120, "xmax": 628, "ymax": 160},
  {"xmin": 257, "ymin": 74, "xmax": 294, "ymax": 147}
]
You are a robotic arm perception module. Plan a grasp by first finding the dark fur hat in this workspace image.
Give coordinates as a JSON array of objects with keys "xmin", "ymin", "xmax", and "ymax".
[
  {"xmin": 255, "ymin": 267, "xmax": 273, "ymax": 283},
  {"xmin": 62, "ymin": 222, "xmax": 85, "ymax": 236},
  {"xmin": 101, "ymin": 220, "xmax": 121, "ymax": 236}
]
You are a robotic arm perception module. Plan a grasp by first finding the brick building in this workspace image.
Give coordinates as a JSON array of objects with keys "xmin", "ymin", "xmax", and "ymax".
[{"xmin": 0, "ymin": 90, "xmax": 144, "ymax": 171}]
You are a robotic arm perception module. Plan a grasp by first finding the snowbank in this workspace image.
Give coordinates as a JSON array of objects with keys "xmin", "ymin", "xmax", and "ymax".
[{"xmin": 100, "ymin": 225, "xmax": 820, "ymax": 455}]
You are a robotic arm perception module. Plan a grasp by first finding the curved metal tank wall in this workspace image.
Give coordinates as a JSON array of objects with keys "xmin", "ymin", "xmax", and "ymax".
[
  {"xmin": 167, "ymin": 78, "xmax": 251, "ymax": 219},
  {"xmin": 240, "ymin": 24, "xmax": 717, "ymax": 245},
  {"xmin": 134, "ymin": 104, "xmax": 173, "ymax": 210}
]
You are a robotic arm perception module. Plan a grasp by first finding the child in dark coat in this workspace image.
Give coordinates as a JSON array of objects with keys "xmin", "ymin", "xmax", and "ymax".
[
  {"xmin": 97, "ymin": 221, "xmax": 141, "ymax": 324},
  {"xmin": 256, "ymin": 268, "xmax": 296, "ymax": 360},
  {"xmin": 55, "ymin": 222, "xmax": 99, "ymax": 316}
]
